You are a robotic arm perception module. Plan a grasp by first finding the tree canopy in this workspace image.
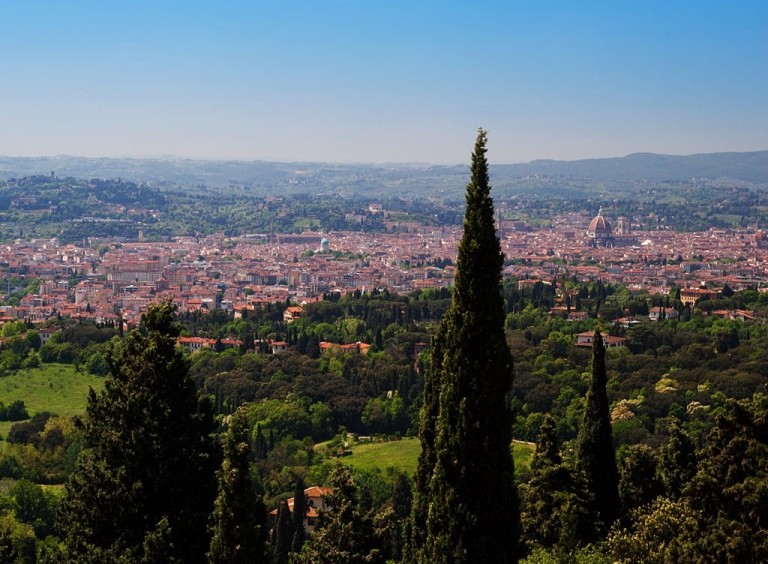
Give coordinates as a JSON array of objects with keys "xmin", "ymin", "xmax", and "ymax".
[{"xmin": 57, "ymin": 300, "xmax": 219, "ymax": 563}]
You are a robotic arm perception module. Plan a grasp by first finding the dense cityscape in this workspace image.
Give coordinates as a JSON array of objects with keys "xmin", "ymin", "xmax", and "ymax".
[{"xmin": 4, "ymin": 204, "xmax": 768, "ymax": 331}]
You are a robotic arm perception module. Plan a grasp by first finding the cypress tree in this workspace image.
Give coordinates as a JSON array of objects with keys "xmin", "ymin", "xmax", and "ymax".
[
  {"xmin": 410, "ymin": 129, "xmax": 518, "ymax": 563},
  {"xmin": 520, "ymin": 414, "xmax": 592, "ymax": 552},
  {"xmin": 209, "ymin": 407, "xmax": 267, "ymax": 563},
  {"xmin": 533, "ymin": 413, "xmax": 561, "ymax": 470},
  {"xmin": 575, "ymin": 329, "xmax": 620, "ymax": 531},
  {"xmin": 271, "ymin": 500, "xmax": 294, "ymax": 564},
  {"xmin": 290, "ymin": 476, "xmax": 307, "ymax": 556},
  {"xmin": 58, "ymin": 299, "xmax": 219, "ymax": 563}
]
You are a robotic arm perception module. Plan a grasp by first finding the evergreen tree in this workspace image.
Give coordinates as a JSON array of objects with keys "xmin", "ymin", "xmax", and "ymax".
[
  {"xmin": 290, "ymin": 476, "xmax": 307, "ymax": 556},
  {"xmin": 575, "ymin": 330, "xmax": 620, "ymax": 532},
  {"xmin": 617, "ymin": 444, "xmax": 663, "ymax": 521},
  {"xmin": 658, "ymin": 420, "xmax": 697, "ymax": 500},
  {"xmin": 388, "ymin": 472, "xmax": 412, "ymax": 561},
  {"xmin": 409, "ymin": 129, "xmax": 518, "ymax": 563},
  {"xmin": 520, "ymin": 414, "xmax": 592, "ymax": 553},
  {"xmin": 391, "ymin": 472, "xmax": 413, "ymax": 522},
  {"xmin": 684, "ymin": 394, "xmax": 768, "ymax": 561},
  {"xmin": 57, "ymin": 300, "xmax": 219, "ymax": 563},
  {"xmin": 209, "ymin": 407, "xmax": 267, "ymax": 563},
  {"xmin": 532, "ymin": 413, "xmax": 561, "ymax": 470},
  {"xmin": 270, "ymin": 500, "xmax": 294, "ymax": 564},
  {"xmin": 406, "ymin": 323, "xmax": 441, "ymax": 562}
]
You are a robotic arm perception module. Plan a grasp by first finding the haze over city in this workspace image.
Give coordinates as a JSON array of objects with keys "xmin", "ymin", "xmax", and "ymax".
[{"xmin": 2, "ymin": 0, "xmax": 766, "ymax": 165}]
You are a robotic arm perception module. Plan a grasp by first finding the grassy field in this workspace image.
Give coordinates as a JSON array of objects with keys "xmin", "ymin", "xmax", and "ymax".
[
  {"xmin": 339, "ymin": 437, "xmax": 422, "ymax": 475},
  {"xmin": 0, "ymin": 364, "xmax": 105, "ymax": 440},
  {"xmin": 335, "ymin": 437, "xmax": 535, "ymax": 477}
]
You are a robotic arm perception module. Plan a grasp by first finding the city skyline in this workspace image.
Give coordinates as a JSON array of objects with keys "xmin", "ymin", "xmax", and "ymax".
[{"xmin": 2, "ymin": 1, "xmax": 766, "ymax": 165}]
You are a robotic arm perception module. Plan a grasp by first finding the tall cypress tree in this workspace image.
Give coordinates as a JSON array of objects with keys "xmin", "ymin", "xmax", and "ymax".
[
  {"xmin": 58, "ymin": 300, "xmax": 219, "ymax": 563},
  {"xmin": 575, "ymin": 329, "xmax": 620, "ymax": 531},
  {"xmin": 290, "ymin": 476, "xmax": 307, "ymax": 556},
  {"xmin": 209, "ymin": 406, "xmax": 267, "ymax": 563},
  {"xmin": 271, "ymin": 500, "xmax": 294, "ymax": 564},
  {"xmin": 410, "ymin": 129, "xmax": 518, "ymax": 563}
]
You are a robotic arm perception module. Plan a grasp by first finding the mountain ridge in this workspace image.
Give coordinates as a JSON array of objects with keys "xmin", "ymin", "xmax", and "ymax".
[{"xmin": 1, "ymin": 151, "xmax": 765, "ymax": 195}]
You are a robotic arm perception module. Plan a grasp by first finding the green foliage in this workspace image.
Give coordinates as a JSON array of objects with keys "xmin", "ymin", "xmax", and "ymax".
[
  {"xmin": 0, "ymin": 415, "xmax": 83, "ymax": 483},
  {"xmin": 520, "ymin": 415, "xmax": 593, "ymax": 553},
  {"xmin": 296, "ymin": 464, "xmax": 383, "ymax": 564},
  {"xmin": 6, "ymin": 479, "xmax": 59, "ymax": 538},
  {"xmin": 575, "ymin": 331, "xmax": 620, "ymax": 532},
  {"xmin": 290, "ymin": 475, "xmax": 307, "ymax": 556},
  {"xmin": 683, "ymin": 394, "xmax": 768, "ymax": 561},
  {"xmin": 209, "ymin": 407, "xmax": 267, "ymax": 563},
  {"xmin": 617, "ymin": 445, "xmax": 663, "ymax": 520},
  {"xmin": 658, "ymin": 421, "xmax": 697, "ymax": 499},
  {"xmin": 360, "ymin": 394, "xmax": 409, "ymax": 435},
  {"xmin": 521, "ymin": 545, "xmax": 612, "ymax": 564},
  {"xmin": 57, "ymin": 300, "xmax": 219, "ymax": 563},
  {"xmin": 606, "ymin": 497, "xmax": 706, "ymax": 563},
  {"xmin": 0, "ymin": 512, "xmax": 36, "ymax": 564},
  {"xmin": 1, "ymin": 321, "xmax": 25, "ymax": 339},
  {"xmin": 0, "ymin": 401, "xmax": 29, "ymax": 422},
  {"xmin": 247, "ymin": 399, "xmax": 313, "ymax": 441},
  {"xmin": 411, "ymin": 130, "xmax": 518, "ymax": 563},
  {"xmin": 270, "ymin": 499, "xmax": 293, "ymax": 564}
]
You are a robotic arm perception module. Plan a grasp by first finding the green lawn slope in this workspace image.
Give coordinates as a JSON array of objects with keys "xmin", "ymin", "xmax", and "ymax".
[
  {"xmin": 0, "ymin": 364, "xmax": 104, "ymax": 440},
  {"xmin": 335, "ymin": 437, "xmax": 535, "ymax": 477}
]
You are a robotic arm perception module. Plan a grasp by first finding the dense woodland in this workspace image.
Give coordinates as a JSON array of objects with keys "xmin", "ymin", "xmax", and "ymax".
[{"xmin": 0, "ymin": 138, "xmax": 765, "ymax": 561}]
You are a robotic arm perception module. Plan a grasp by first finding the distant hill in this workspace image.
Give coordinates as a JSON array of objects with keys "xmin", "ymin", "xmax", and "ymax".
[
  {"xmin": 495, "ymin": 151, "xmax": 768, "ymax": 183},
  {"xmin": 0, "ymin": 151, "xmax": 765, "ymax": 196}
]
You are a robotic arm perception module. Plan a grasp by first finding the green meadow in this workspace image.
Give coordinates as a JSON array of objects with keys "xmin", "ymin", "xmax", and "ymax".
[
  {"xmin": 337, "ymin": 437, "xmax": 535, "ymax": 477},
  {"xmin": 0, "ymin": 364, "xmax": 104, "ymax": 440}
]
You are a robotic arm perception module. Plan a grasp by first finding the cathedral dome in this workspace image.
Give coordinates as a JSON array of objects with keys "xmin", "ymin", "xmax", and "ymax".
[{"xmin": 587, "ymin": 209, "xmax": 612, "ymax": 239}]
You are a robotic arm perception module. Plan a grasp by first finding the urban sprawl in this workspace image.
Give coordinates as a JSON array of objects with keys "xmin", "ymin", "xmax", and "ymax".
[{"xmin": 3, "ymin": 208, "xmax": 767, "ymax": 332}]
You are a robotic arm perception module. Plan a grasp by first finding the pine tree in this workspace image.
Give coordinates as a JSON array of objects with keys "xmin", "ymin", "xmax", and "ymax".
[
  {"xmin": 575, "ymin": 329, "xmax": 620, "ymax": 531},
  {"xmin": 57, "ymin": 300, "xmax": 219, "ymax": 563},
  {"xmin": 209, "ymin": 407, "xmax": 267, "ymax": 563},
  {"xmin": 410, "ymin": 129, "xmax": 518, "ymax": 563}
]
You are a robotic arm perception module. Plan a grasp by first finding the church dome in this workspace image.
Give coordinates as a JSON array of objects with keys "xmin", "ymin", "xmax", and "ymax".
[{"xmin": 588, "ymin": 209, "xmax": 612, "ymax": 235}]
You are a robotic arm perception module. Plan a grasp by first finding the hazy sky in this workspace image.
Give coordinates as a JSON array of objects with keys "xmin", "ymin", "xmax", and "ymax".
[{"xmin": 2, "ymin": 1, "xmax": 766, "ymax": 164}]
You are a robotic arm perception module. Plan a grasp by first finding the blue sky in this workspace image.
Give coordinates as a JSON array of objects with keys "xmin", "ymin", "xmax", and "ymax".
[{"xmin": 1, "ymin": 1, "xmax": 766, "ymax": 164}]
